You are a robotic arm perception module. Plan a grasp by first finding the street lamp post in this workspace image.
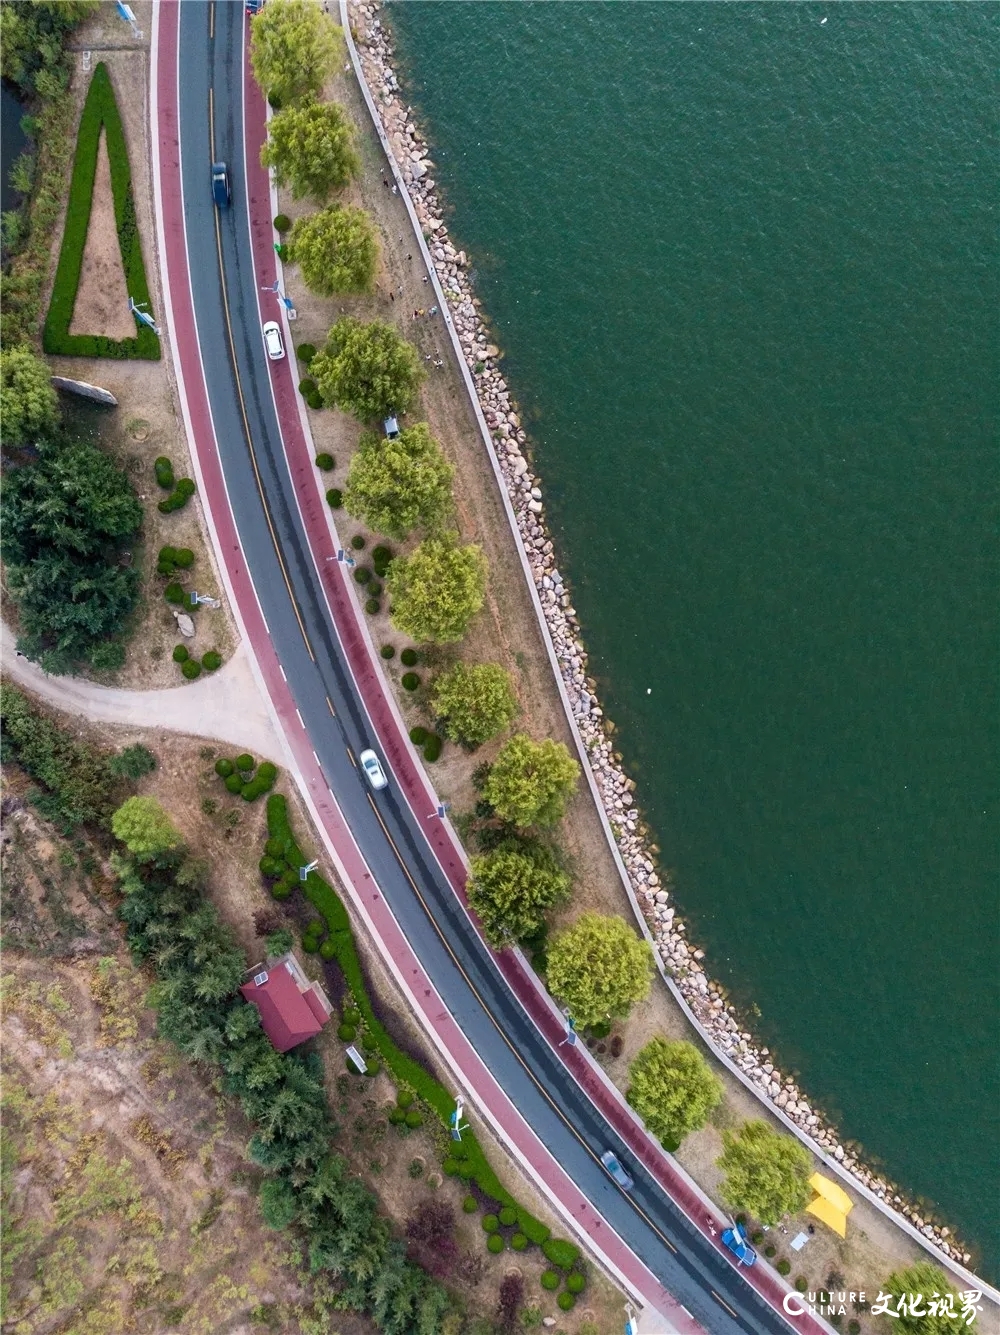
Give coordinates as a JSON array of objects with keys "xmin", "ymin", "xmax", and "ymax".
[
  {"xmin": 299, "ymin": 860, "xmax": 319, "ymax": 882},
  {"xmin": 559, "ymin": 1008, "xmax": 578, "ymax": 1047}
]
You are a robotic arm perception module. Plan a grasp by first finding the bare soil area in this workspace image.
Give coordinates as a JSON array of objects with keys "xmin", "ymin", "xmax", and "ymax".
[{"xmin": 68, "ymin": 127, "xmax": 135, "ymax": 340}]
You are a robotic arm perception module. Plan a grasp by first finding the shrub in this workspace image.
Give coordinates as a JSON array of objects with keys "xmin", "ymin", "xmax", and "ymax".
[
  {"xmin": 158, "ymin": 479, "xmax": 196, "ymax": 513},
  {"xmin": 337, "ymin": 1023, "xmax": 357, "ymax": 1041},
  {"xmin": 542, "ymin": 1238, "xmax": 580, "ymax": 1270},
  {"xmin": 257, "ymin": 762, "xmax": 278, "ymax": 785},
  {"xmin": 400, "ymin": 647, "xmax": 418, "ymax": 667},
  {"xmin": 540, "ymin": 1271, "xmax": 560, "ymax": 1292},
  {"xmin": 402, "ymin": 673, "xmax": 420, "ymax": 691},
  {"xmin": 259, "ymin": 856, "xmax": 280, "ymax": 877},
  {"xmin": 272, "ymin": 881, "xmax": 293, "ymax": 901},
  {"xmin": 315, "ymin": 452, "xmax": 335, "ymax": 470},
  {"xmin": 380, "ymin": 645, "xmax": 395, "ymax": 659},
  {"xmin": 181, "ymin": 659, "xmax": 202, "ymax": 680},
  {"xmin": 297, "ymin": 343, "xmax": 317, "ymax": 364},
  {"xmin": 158, "ymin": 544, "xmax": 178, "ymax": 566},
  {"xmin": 235, "ymin": 754, "xmax": 255, "ymax": 772},
  {"xmin": 777, "ymin": 1259, "xmax": 791, "ymax": 1276},
  {"xmin": 368, "ymin": 581, "xmax": 382, "ymax": 598},
  {"xmin": 441, "ymin": 1159, "xmax": 460, "ymax": 1176},
  {"xmin": 354, "ymin": 567, "xmax": 371, "ymax": 584},
  {"xmin": 299, "ymin": 378, "xmax": 318, "ymax": 395},
  {"xmin": 215, "ymin": 758, "xmax": 234, "ymax": 777},
  {"xmin": 202, "ymin": 651, "xmax": 222, "ymax": 671},
  {"xmin": 409, "ymin": 726, "xmax": 428, "ymax": 745},
  {"xmin": 404, "ymin": 1110, "xmax": 423, "ymax": 1128},
  {"xmin": 463, "ymin": 1195, "xmax": 478, "ymax": 1214},
  {"xmin": 764, "ymin": 1244, "xmax": 777, "ymax": 1258},
  {"xmin": 566, "ymin": 1272, "xmax": 586, "ymax": 1294},
  {"xmin": 795, "ymin": 1277, "xmax": 808, "ymax": 1293},
  {"xmin": 326, "ymin": 488, "xmax": 342, "ymax": 508},
  {"xmin": 164, "ymin": 583, "xmax": 186, "ymax": 605},
  {"xmin": 306, "ymin": 391, "xmax": 323, "ymax": 410},
  {"xmin": 362, "ymin": 1059, "xmax": 380, "ymax": 1077},
  {"xmin": 346, "ymin": 1054, "xmax": 364, "ymax": 1074},
  {"xmin": 174, "ymin": 548, "xmax": 195, "ymax": 568},
  {"xmin": 372, "ymin": 544, "xmax": 392, "ymax": 570},
  {"xmin": 557, "ymin": 1293, "xmax": 576, "ymax": 1312},
  {"xmin": 423, "ymin": 734, "xmax": 442, "ymax": 762},
  {"xmin": 750, "ymin": 1230, "xmax": 764, "ymax": 1244},
  {"xmin": 848, "ymin": 1322, "xmax": 861, "ymax": 1334},
  {"xmin": 350, "ymin": 534, "xmax": 366, "ymax": 550},
  {"xmin": 155, "ymin": 457, "xmax": 175, "ymax": 489},
  {"xmin": 273, "ymin": 213, "xmax": 291, "ymax": 233},
  {"xmin": 172, "ymin": 644, "xmax": 189, "ymax": 663},
  {"xmin": 225, "ymin": 774, "xmax": 244, "ymax": 794},
  {"xmin": 511, "ymin": 1232, "xmax": 527, "ymax": 1251},
  {"xmin": 365, "ymin": 598, "xmax": 380, "ymax": 615},
  {"xmin": 498, "ymin": 1207, "xmax": 517, "ymax": 1227},
  {"xmin": 487, "ymin": 1234, "xmax": 504, "ymax": 1254},
  {"xmin": 482, "ymin": 1215, "xmax": 499, "ymax": 1234},
  {"xmin": 396, "ymin": 1089, "xmax": 414, "ymax": 1109}
]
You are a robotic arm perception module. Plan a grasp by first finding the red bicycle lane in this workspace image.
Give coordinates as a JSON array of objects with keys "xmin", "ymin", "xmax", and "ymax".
[{"xmin": 240, "ymin": 38, "xmax": 823, "ymax": 1335}]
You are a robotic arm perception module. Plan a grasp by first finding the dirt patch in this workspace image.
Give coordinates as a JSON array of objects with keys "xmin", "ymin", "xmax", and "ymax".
[{"xmin": 68, "ymin": 127, "xmax": 135, "ymax": 341}]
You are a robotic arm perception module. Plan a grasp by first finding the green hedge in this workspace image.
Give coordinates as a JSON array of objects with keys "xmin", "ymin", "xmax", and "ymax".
[
  {"xmin": 264, "ymin": 794, "xmax": 566, "ymax": 1251},
  {"xmin": 542, "ymin": 1237, "xmax": 581, "ymax": 1270},
  {"xmin": 43, "ymin": 63, "xmax": 159, "ymax": 360}
]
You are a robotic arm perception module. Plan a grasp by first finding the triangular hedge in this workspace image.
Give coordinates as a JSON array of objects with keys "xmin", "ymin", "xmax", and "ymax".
[{"xmin": 43, "ymin": 62, "xmax": 160, "ymax": 360}]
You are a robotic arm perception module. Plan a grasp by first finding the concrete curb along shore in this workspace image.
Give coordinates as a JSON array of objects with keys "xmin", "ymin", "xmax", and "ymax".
[{"xmin": 340, "ymin": 0, "xmax": 997, "ymax": 1304}]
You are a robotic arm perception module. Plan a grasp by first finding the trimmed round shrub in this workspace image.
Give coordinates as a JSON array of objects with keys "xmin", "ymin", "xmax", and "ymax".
[
  {"xmin": 764, "ymin": 1245, "xmax": 777, "ymax": 1258},
  {"xmin": 396, "ymin": 1089, "xmax": 414, "ymax": 1108},
  {"xmin": 481, "ymin": 1215, "xmax": 499, "ymax": 1234},
  {"xmin": 795, "ymin": 1277, "xmax": 808, "ymax": 1293},
  {"xmin": 257, "ymin": 762, "xmax": 278, "ymax": 785},
  {"xmin": 498, "ymin": 1207, "xmax": 517, "ymax": 1227},
  {"xmin": 380, "ymin": 644, "xmax": 395, "ymax": 660},
  {"xmin": 361, "ymin": 1033, "xmax": 378, "ymax": 1054},
  {"xmin": 368, "ymin": 581, "xmax": 382, "ymax": 598},
  {"xmin": 441, "ymin": 1159, "xmax": 461, "ymax": 1176},
  {"xmin": 401, "ymin": 673, "xmax": 420, "ymax": 691},
  {"xmin": 540, "ymin": 1270, "xmax": 560, "ymax": 1292},
  {"xmin": 343, "ymin": 1008, "xmax": 361, "ymax": 1026},
  {"xmin": 258, "ymin": 856, "xmax": 279, "ymax": 877},
  {"xmin": 511, "ymin": 1233, "xmax": 528, "ymax": 1251},
  {"xmin": 409, "ymin": 726, "xmax": 428, "ymax": 745},
  {"xmin": 202, "ymin": 651, "xmax": 222, "ymax": 671},
  {"xmin": 400, "ymin": 648, "xmax": 418, "ymax": 667},
  {"xmin": 542, "ymin": 1238, "xmax": 580, "ymax": 1270},
  {"xmin": 388, "ymin": 1106, "xmax": 405, "ymax": 1125},
  {"xmin": 372, "ymin": 544, "xmax": 392, "ymax": 567},
  {"xmin": 181, "ymin": 659, "xmax": 202, "ymax": 680},
  {"xmin": 848, "ymin": 1322, "xmax": 861, "ymax": 1334},
  {"xmin": 750, "ymin": 1230, "xmax": 764, "ymax": 1245},
  {"xmin": 215, "ymin": 758, "xmax": 234, "ymax": 777},
  {"xmin": 337, "ymin": 1023, "xmax": 357, "ymax": 1041},
  {"xmin": 354, "ymin": 567, "xmax": 371, "ymax": 584},
  {"xmin": 174, "ymin": 548, "xmax": 195, "ymax": 568},
  {"xmin": 178, "ymin": 478, "xmax": 196, "ymax": 499},
  {"xmin": 423, "ymin": 735, "xmax": 442, "ymax": 762},
  {"xmin": 487, "ymin": 1234, "xmax": 504, "ymax": 1254},
  {"xmin": 315, "ymin": 452, "xmax": 335, "ymax": 471},
  {"xmin": 777, "ymin": 1259, "xmax": 791, "ymax": 1276},
  {"xmin": 362, "ymin": 1059, "xmax": 380, "ymax": 1077},
  {"xmin": 306, "ymin": 391, "xmax": 324, "ymax": 410},
  {"xmin": 172, "ymin": 644, "xmax": 189, "ymax": 663},
  {"xmin": 557, "ymin": 1292, "xmax": 576, "ymax": 1312},
  {"xmin": 154, "ymin": 457, "xmax": 175, "ymax": 489},
  {"xmin": 350, "ymin": 534, "xmax": 366, "ymax": 550},
  {"xmin": 158, "ymin": 544, "xmax": 177, "ymax": 566},
  {"xmin": 566, "ymin": 1272, "xmax": 586, "ymax": 1294},
  {"xmin": 404, "ymin": 1109, "xmax": 423, "ymax": 1128},
  {"xmin": 302, "ymin": 937, "xmax": 320, "ymax": 955},
  {"xmin": 235, "ymin": 754, "xmax": 254, "ymax": 772},
  {"xmin": 225, "ymin": 773, "xmax": 244, "ymax": 794},
  {"xmin": 462, "ymin": 1195, "xmax": 478, "ymax": 1214},
  {"xmin": 299, "ymin": 377, "xmax": 318, "ymax": 396},
  {"xmin": 326, "ymin": 488, "xmax": 342, "ymax": 508},
  {"xmin": 273, "ymin": 213, "xmax": 291, "ymax": 233},
  {"xmin": 164, "ymin": 582, "xmax": 185, "ymax": 605},
  {"xmin": 296, "ymin": 343, "xmax": 316, "ymax": 364},
  {"xmin": 272, "ymin": 882, "xmax": 293, "ymax": 901},
  {"xmin": 365, "ymin": 598, "xmax": 380, "ymax": 615}
]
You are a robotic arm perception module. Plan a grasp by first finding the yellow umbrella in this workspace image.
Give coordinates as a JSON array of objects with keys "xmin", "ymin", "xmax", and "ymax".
[{"xmin": 806, "ymin": 1172, "xmax": 854, "ymax": 1238}]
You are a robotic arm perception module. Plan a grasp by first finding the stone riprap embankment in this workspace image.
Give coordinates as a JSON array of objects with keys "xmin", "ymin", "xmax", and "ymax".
[{"xmin": 348, "ymin": 0, "xmax": 971, "ymax": 1270}]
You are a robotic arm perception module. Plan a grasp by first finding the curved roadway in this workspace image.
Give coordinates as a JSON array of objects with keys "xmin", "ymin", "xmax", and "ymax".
[{"xmin": 172, "ymin": 3, "xmax": 804, "ymax": 1331}]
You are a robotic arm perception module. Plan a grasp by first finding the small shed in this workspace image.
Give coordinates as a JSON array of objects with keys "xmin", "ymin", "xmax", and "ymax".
[
  {"xmin": 806, "ymin": 1172, "xmax": 854, "ymax": 1237},
  {"xmin": 240, "ymin": 952, "xmax": 333, "ymax": 1053},
  {"xmin": 383, "ymin": 416, "xmax": 400, "ymax": 439}
]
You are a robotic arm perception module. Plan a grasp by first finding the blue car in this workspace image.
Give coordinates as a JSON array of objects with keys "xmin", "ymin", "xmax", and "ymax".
[
  {"xmin": 599, "ymin": 1150, "xmax": 634, "ymax": 1191},
  {"xmin": 721, "ymin": 1222, "xmax": 757, "ymax": 1266}
]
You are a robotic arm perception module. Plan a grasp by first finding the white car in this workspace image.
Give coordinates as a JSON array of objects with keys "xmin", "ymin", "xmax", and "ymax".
[
  {"xmin": 359, "ymin": 749, "xmax": 388, "ymax": 790},
  {"xmin": 262, "ymin": 320, "xmax": 284, "ymax": 361}
]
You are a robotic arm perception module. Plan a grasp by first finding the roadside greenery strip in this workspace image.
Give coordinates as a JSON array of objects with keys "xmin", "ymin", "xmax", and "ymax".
[
  {"xmin": 265, "ymin": 794, "xmax": 581, "ymax": 1265},
  {"xmin": 42, "ymin": 62, "xmax": 160, "ymax": 360}
]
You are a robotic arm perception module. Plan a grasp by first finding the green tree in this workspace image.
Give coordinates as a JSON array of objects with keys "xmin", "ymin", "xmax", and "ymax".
[
  {"xmin": 716, "ymin": 1120, "xmax": 812, "ymax": 1225},
  {"xmin": 880, "ymin": 1263, "xmax": 963, "ymax": 1334},
  {"xmin": 0, "ymin": 1, "xmax": 99, "ymax": 96},
  {"xmin": 467, "ymin": 839, "xmax": 570, "ymax": 949},
  {"xmin": 344, "ymin": 423, "xmax": 453, "ymax": 540},
  {"xmin": 289, "ymin": 205, "xmax": 379, "ymax": 296},
  {"xmin": 545, "ymin": 912, "xmax": 653, "ymax": 1028},
  {"xmin": 111, "ymin": 796, "xmax": 182, "ymax": 862},
  {"xmin": 626, "ymin": 1038, "xmax": 722, "ymax": 1147},
  {"xmin": 432, "ymin": 661, "xmax": 518, "ymax": 746},
  {"xmin": 258, "ymin": 1174, "xmax": 300, "ymax": 1230},
  {"xmin": 265, "ymin": 927, "xmax": 296, "ymax": 958},
  {"xmin": 387, "ymin": 537, "xmax": 487, "ymax": 645},
  {"xmin": 311, "ymin": 317, "xmax": 424, "ymax": 421},
  {"xmin": 249, "ymin": 0, "xmax": 340, "ymax": 106},
  {"xmin": 261, "ymin": 100, "xmax": 358, "ymax": 202},
  {"xmin": 107, "ymin": 743, "xmax": 156, "ymax": 780},
  {"xmin": 482, "ymin": 734, "xmax": 579, "ymax": 828},
  {"xmin": 1, "ymin": 345, "xmax": 59, "ymax": 447}
]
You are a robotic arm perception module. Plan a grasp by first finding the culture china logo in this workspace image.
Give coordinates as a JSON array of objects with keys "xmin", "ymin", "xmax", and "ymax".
[{"xmin": 782, "ymin": 1289, "xmax": 983, "ymax": 1325}]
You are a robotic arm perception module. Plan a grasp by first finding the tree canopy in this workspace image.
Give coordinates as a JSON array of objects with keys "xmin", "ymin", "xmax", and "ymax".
[
  {"xmin": 467, "ymin": 838, "xmax": 570, "ymax": 949},
  {"xmin": 0, "ymin": 1, "xmax": 99, "ymax": 97},
  {"xmin": 1, "ymin": 345, "xmax": 59, "ymax": 447},
  {"xmin": 386, "ymin": 536, "xmax": 487, "ymax": 644},
  {"xmin": 261, "ymin": 100, "xmax": 358, "ymax": 201},
  {"xmin": 111, "ymin": 796, "xmax": 182, "ymax": 862},
  {"xmin": 431, "ymin": 661, "xmax": 518, "ymax": 746},
  {"xmin": 715, "ymin": 1119, "xmax": 812, "ymax": 1225},
  {"xmin": 880, "ymin": 1263, "xmax": 965, "ymax": 1334},
  {"xmin": 545, "ymin": 912, "xmax": 653, "ymax": 1028},
  {"xmin": 311, "ymin": 317, "xmax": 424, "ymax": 422},
  {"xmin": 626, "ymin": 1038, "xmax": 722, "ymax": 1147},
  {"xmin": 249, "ymin": 0, "xmax": 341, "ymax": 107},
  {"xmin": 482, "ymin": 733, "xmax": 579, "ymax": 828},
  {"xmin": 289, "ymin": 205, "xmax": 379, "ymax": 296},
  {"xmin": 344, "ymin": 423, "xmax": 453, "ymax": 540},
  {"xmin": 2, "ymin": 437, "xmax": 142, "ymax": 671}
]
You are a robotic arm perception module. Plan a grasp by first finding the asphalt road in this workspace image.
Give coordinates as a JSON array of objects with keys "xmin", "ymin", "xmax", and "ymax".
[{"xmin": 176, "ymin": 4, "xmax": 794, "ymax": 1330}]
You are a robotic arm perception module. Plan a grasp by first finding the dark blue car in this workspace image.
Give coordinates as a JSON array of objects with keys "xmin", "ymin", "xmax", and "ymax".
[
  {"xmin": 211, "ymin": 163, "xmax": 230, "ymax": 209},
  {"xmin": 721, "ymin": 1222, "xmax": 757, "ymax": 1266}
]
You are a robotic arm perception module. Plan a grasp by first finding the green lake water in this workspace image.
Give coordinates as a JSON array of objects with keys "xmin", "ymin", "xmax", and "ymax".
[{"xmin": 387, "ymin": 2, "xmax": 999, "ymax": 1279}]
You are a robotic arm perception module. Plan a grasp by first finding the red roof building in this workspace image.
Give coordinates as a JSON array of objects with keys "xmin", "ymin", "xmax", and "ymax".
[{"xmin": 240, "ymin": 952, "xmax": 334, "ymax": 1052}]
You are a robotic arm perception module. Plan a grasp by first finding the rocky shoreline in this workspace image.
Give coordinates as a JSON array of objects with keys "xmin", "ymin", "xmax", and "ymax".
[{"xmin": 347, "ymin": 0, "xmax": 971, "ymax": 1271}]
